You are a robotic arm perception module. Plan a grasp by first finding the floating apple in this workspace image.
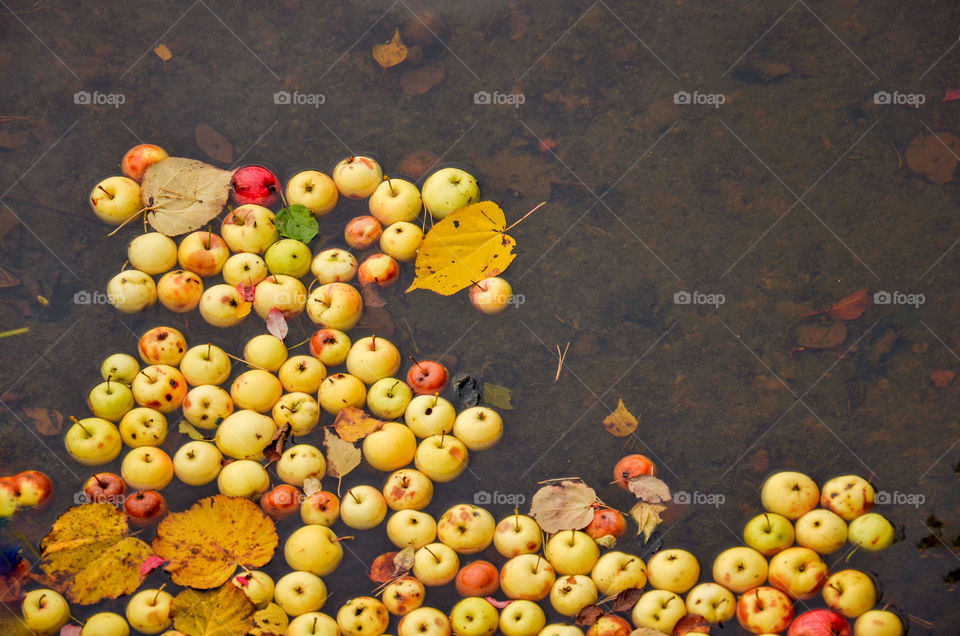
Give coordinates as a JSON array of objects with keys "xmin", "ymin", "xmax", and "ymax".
[
  {"xmin": 820, "ymin": 475, "xmax": 875, "ymax": 521},
  {"xmin": 380, "ymin": 221, "xmax": 424, "ymax": 262},
  {"xmin": 550, "ymin": 575, "xmax": 598, "ymax": 617},
  {"xmin": 332, "ymin": 155, "xmax": 383, "ymax": 199},
  {"xmin": 469, "ymin": 277, "xmax": 513, "ymax": 315},
  {"xmin": 421, "ymin": 167, "xmax": 479, "ymax": 219},
  {"xmin": 121, "ymin": 144, "xmax": 168, "ymax": 182},
  {"xmin": 494, "ymin": 513, "xmax": 543, "ymax": 558},
  {"xmin": 90, "ymin": 175, "xmax": 142, "ymax": 225},
  {"xmin": 107, "ymin": 269, "xmax": 156, "ymax": 314},
  {"xmin": 346, "ymin": 335, "xmax": 401, "ymax": 384},
  {"xmin": 118, "ymin": 407, "xmax": 168, "ymax": 447},
  {"xmin": 590, "ymin": 550, "xmax": 647, "ymax": 596},
  {"xmin": 761, "ymin": 471, "xmax": 819, "ymax": 520},
  {"xmin": 12, "ymin": 470, "xmax": 53, "ymax": 508},
  {"xmin": 406, "ymin": 359, "xmax": 449, "ymax": 395},
  {"xmin": 300, "ymin": 491, "xmax": 340, "ymax": 526},
  {"xmin": 847, "ymin": 512, "xmax": 895, "ymax": 551},
  {"xmin": 452, "ymin": 406, "xmax": 502, "ymax": 451},
  {"xmin": 286, "ymin": 169, "xmax": 338, "ymax": 215},
  {"xmin": 101, "ymin": 353, "xmax": 140, "ymax": 385},
  {"xmin": 406, "ymin": 394, "xmax": 456, "ymax": 437},
  {"xmin": 449, "ymin": 596, "xmax": 498, "ymax": 636},
  {"xmin": 311, "ymin": 248, "xmax": 358, "ymax": 284},
  {"xmin": 128, "ymin": 232, "xmax": 177, "ymax": 274},
  {"xmin": 367, "ymin": 378, "xmax": 414, "ymax": 420},
  {"xmin": 172, "ymin": 440, "xmax": 222, "ymax": 485},
  {"xmin": 177, "ymin": 230, "xmax": 230, "ymax": 277},
  {"xmin": 414, "ymin": 433, "xmax": 469, "ymax": 482},
  {"xmin": 222, "ymin": 252, "xmax": 269, "ymax": 287},
  {"xmin": 260, "ymin": 484, "xmax": 303, "ymax": 520},
  {"xmin": 217, "ymin": 459, "xmax": 270, "ymax": 499},
  {"xmin": 65, "ymin": 417, "xmax": 123, "ymax": 466},
  {"xmin": 822, "ymin": 569, "xmax": 876, "ymax": 619},
  {"xmin": 306, "ymin": 282, "xmax": 363, "ymax": 330},
  {"xmin": 232, "ymin": 165, "xmax": 281, "ymax": 207},
  {"xmin": 735, "ymin": 586, "xmax": 794, "ymax": 634},
  {"xmin": 344, "ymin": 215, "xmax": 383, "ymax": 250},
  {"xmin": 83, "ymin": 472, "xmax": 126, "ymax": 505},
  {"xmin": 198, "ymin": 283, "xmax": 251, "ymax": 327},
  {"xmin": 275, "ymin": 571, "xmax": 327, "ymax": 616},
  {"xmin": 387, "ymin": 509, "xmax": 437, "ymax": 549},
  {"xmin": 357, "ymin": 253, "xmax": 400, "ymax": 288},
  {"xmin": 131, "ymin": 364, "xmax": 187, "ymax": 413},
  {"xmin": 382, "ymin": 576, "xmax": 425, "ymax": 616},
  {"xmin": 181, "ymin": 384, "xmax": 233, "ymax": 428},
  {"xmin": 436, "ymin": 503, "xmax": 496, "ymax": 554},
  {"xmin": 265, "ymin": 238, "xmax": 313, "ymax": 278},
  {"xmin": 156, "ymin": 269, "xmax": 203, "ymax": 313},
  {"xmin": 221, "ymin": 204, "xmax": 279, "ymax": 254},
  {"xmin": 138, "ymin": 326, "xmax": 188, "ymax": 366},
  {"xmin": 767, "ymin": 546, "xmax": 829, "ymax": 600},
  {"xmin": 125, "ymin": 588, "xmax": 174, "ymax": 634},
  {"xmin": 645, "ymin": 548, "xmax": 700, "ymax": 594},
  {"xmin": 853, "ymin": 610, "xmax": 903, "ymax": 635},
  {"xmin": 383, "ymin": 468, "xmax": 434, "ymax": 510},
  {"xmin": 253, "ymin": 274, "xmax": 307, "ymax": 320},
  {"xmin": 455, "ymin": 560, "xmax": 500, "ymax": 597},
  {"xmin": 685, "ymin": 582, "xmax": 736, "ymax": 623},
  {"xmin": 180, "ymin": 343, "xmax": 232, "ymax": 386},
  {"xmin": 397, "ymin": 606, "xmax": 451, "ymax": 636},
  {"xmin": 21, "ymin": 588, "xmax": 71, "ymax": 635},
  {"xmin": 340, "ymin": 484, "xmax": 388, "ymax": 530},
  {"xmin": 123, "ymin": 489, "xmax": 168, "ymax": 527},
  {"xmin": 788, "ymin": 609, "xmax": 851, "ymax": 636},
  {"xmin": 309, "ymin": 328, "xmax": 352, "ymax": 366},
  {"xmin": 583, "ymin": 508, "xmax": 626, "ymax": 541},
  {"xmin": 795, "ymin": 508, "xmax": 848, "ymax": 555},
  {"xmin": 613, "ymin": 454, "xmax": 657, "ymax": 490},
  {"xmin": 500, "ymin": 553, "xmax": 555, "ymax": 600},
  {"xmin": 413, "ymin": 542, "xmax": 460, "ymax": 586},
  {"xmin": 712, "ymin": 546, "xmax": 768, "ymax": 594},
  {"xmin": 277, "ymin": 443, "xmax": 327, "ymax": 487},
  {"xmin": 121, "ymin": 446, "xmax": 174, "ymax": 490},
  {"xmin": 743, "ymin": 512, "xmax": 795, "ymax": 556},
  {"xmin": 499, "ymin": 600, "xmax": 546, "ymax": 636},
  {"xmin": 318, "ymin": 373, "xmax": 367, "ymax": 414}
]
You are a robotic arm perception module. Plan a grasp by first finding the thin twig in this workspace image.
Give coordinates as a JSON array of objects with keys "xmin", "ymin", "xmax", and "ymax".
[
  {"xmin": 554, "ymin": 342, "xmax": 570, "ymax": 382},
  {"xmin": 504, "ymin": 201, "xmax": 546, "ymax": 232}
]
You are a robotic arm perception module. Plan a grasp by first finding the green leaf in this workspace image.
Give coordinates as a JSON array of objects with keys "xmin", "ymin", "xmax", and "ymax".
[
  {"xmin": 482, "ymin": 382, "xmax": 513, "ymax": 410},
  {"xmin": 275, "ymin": 204, "xmax": 318, "ymax": 243}
]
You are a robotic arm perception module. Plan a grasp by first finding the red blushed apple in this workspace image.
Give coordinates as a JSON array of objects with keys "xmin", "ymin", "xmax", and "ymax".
[
  {"xmin": 123, "ymin": 490, "xmax": 168, "ymax": 527},
  {"xmin": 613, "ymin": 454, "xmax": 657, "ymax": 490},
  {"xmin": 357, "ymin": 253, "xmax": 400, "ymax": 288},
  {"xmin": 455, "ymin": 561, "xmax": 499, "ymax": 596},
  {"xmin": 12, "ymin": 471, "xmax": 54, "ymax": 508},
  {"xmin": 405, "ymin": 360, "xmax": 449, "ymax": 395},
  {"xmin": 344, "ymin": 215, "xmax": 383, "ymax": 250},
  {"xmin": 787, "ymin": 609, "xmax": 851, "ymax": 636},
  {"xmin": 586, "ymin": 615, "xmax": 632, "ymax": 636},
  {"xmin": 83, "ymin": 472, "xmax": 127, "ymax": 505},
  {"xmin": 121, "ymin": 144, "xmax": 169, "ymax": 182},
  {"xmin": 178, "ymin": 231, "xmax": 230, "ymax": 278},
  {"xmin": 260, "ymin": 484, "xmax": 303, "ymax": 520},
  {"xmin": 584, "ymin": 508, "xmax": 626, "ymax": 540},
  {"xmin": 232, "ymin": 165, "xmax": 281, "ymax": 207}
]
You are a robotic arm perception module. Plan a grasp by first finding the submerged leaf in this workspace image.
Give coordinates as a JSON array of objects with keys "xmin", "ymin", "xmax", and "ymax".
[
  {"xmin": 152, "ymin": 495, "xmax": 278, "ymax": 589},
  {"xmin": 529, "ymin": 480, "xmax": 597, "ymax": 534},
  {"xmin": 482, "ymin": 383, "xmax": 514, "ymax": 410},
  {"xmin": 407, "ymin": 202, "xmax": 516, "ymax": 296},
  {"xmin": 333, "ymin": 407, "xmax": 387, "ymax": 443},
  {"xmin": 171, "ymin": 584, "xmax": 256, "ymax": 635},
  {"xmin": 602, "ymin": 399, "xmax": 638, "ymax": 437},
  {"xmin": 373, "ymin": 29, "xmax": 408, "ymax": 68},
  {"xmin": 796, "ymin": 322, "xmax": 847, "ymax": 349},
  {"xmin": 274, "ymin": 204, "xmax": 318, "ymax": 243},
  {"xmin": 141, "ymin": 157, "xmax": 233, "ymax": 236},
  {"xmin": 23, "ymin": 407, "xmax": 62, "ymax": 436},
  {"xmin": 627, "ymin": 475, "xmax": 672, "ymax": 503},
  {"xmin": 630, "ymin": 502, "xmax": 666, "ymax": 542},
  {"xmin": 195, "ymin": 123, "xmax": 233, "ymax": 164},
  {"xmin": 39, "ymin": 504, "xmax": 153, "ymax": 604}
]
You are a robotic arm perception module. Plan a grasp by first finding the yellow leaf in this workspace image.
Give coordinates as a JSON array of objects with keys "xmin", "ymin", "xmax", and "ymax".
[
  {"xmin": 39, "ymin": 503, "xmax": 153, "ymax": 604},
  {"xmin": 171, "ymin": 584, "xmax": 256, "ymax": 635},
  {"xmin": 373, "ymin": 29, "xmax": 408, "ymax": 68},
  {"xmin": 250, "ymin": 602, "xmax": 289, "ymax": 636},
  {"xmin": 333, "ymin": 406, "xmax": 387, "ymax": 442},
  {"xmin": 406, "ymin": 201, "xmax": 517, "ymax": 295},
  {"xmin": 602, "ymin": 398, "xmax": 638, "ymax": 437},
  {"xmin": 154, "ymin": 44, "xmax": 172, "ymax": 61},
  {"xmin": 152, "ymin": 495, "xmax": 278, "ymax": 589},
  {"xmin": 629, "ymin": 501, "xmax": 666, "ymax": 542},
  {"xmin": 323, "ymin": 429, "xmax": 361, "ymax": 480}
]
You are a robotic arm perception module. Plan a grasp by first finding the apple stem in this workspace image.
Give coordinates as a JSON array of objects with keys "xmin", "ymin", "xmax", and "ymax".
[
  {"xmin": 408, "ymin": 356, "xmax": 427, "ymax": 374},
  {"xmin": 348, "ymin": 489, "xmax": 360, "ymax": 504},
  {"xmin": 97, "ymin": 185, "xmax": 112, "ymax": 198},
  {"xmin": 230, "ymin": 208, "xmax": 244, "ymax": 226},
  {"xmin": 432, "ymin": 393, "xmax": 439, "ymax": 407},
  {"xmin": 534, "ymin": 554, "xmax": 542, "ymax": 572},
  {"xmin": 371, "ymin": 335, "xmax": 377, "ymax": 349},
  {"xmin": 37, "ymin": 592, "xmax": 46, "ymax": 608},
  {"xmin": 386, "ymin": 176, "xmax": 397, "ymax": 196},
  {"xmin": 514, "ymin": 507, "xmax": 520, "ymax": 532},
  {"xmin": 153, "ymin": 584, "xmax": 166, "ymax": 605},
  {"xmin": 439, "ymin": 430, "xmax": 445, "ymax": 446},
  {"xmin": 69, "ymin": 416, "xmax": 92, "ymax": 437},
  {"xmin": 106, "ymin": 375, "xmax": 112, "ymax": 391},
  {"xmin": 422, "ymin": 545, "xmax": 440, "ymax": 563},
  {"xmin": 332, "ymin": 536, "xmax": 355, "ymax": 542},
  {"xmin": 503, "ymin": 201, "xmax": 546, "ymax": 232},
  {"xmin": 206, "ymin": 342, "xmax": 212, "ymax": 358},
  {"xmin": 762, "ymin": 512, "xmax": 771, "ymax": 532},
  {"xmin": 203, "ymin": 227, "xmax": 211, "ymax": 249},
  {"xmin": 94, "ymin": 473, "xmax": 107, "ymax": 488},
  {"xmin": 139, "ymin": 370, "xmax": 156, "ymax": 383}
]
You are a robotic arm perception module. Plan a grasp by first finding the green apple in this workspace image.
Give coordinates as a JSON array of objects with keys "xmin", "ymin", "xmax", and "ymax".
[
  {"xmin": 367, "ymin": 378, "xmax": 413, "ymax": 420},
  {"xmin": 452, "ymin": 406, "xmax": 503, "ymax": 450},
  {"xmin": 106, "ymin": 269, "xmax": 156, "ymax": 314},
  {"xmin": 341, "ymin": 484, "xmax": 388, "ymax": 530},
  {"xmin": 64, "ymin": 417, "xmax": 123, "ymax": 466},
  {"xmin": 81, "ymin": 611, "xmax": 130, "ymax": 636},
  {"xmin": 414, "ymin": 434, "xmax": 469, "ymax": 482},
  {"xmin": 413, "ymin": 542, "xmax": 460, "ymax": 586},
  {"xmin": 437, "ymin": 503, "xmax": 496, "ymax": 554},
  {"xmin": 274, "ymin": 571, "xmax": 327, "ymax": 616},
  {"xmin": 265, "ymin": 238, "xmax": 312, "ymax": 278},
  {"xmin": 742, "ymin": 512, "xmax": 795, "ymax": 556},
  {"xmin": 336, "ymin": 596, "xmax": 389, "ymax": 636},
  {"xmin": 795, "ymin": 508, "xmax": 848, "ymax": 554},
  {"xmin": 421, "ymin": 167, "xmax": 479, "ymax": 219},
  {"xmin": 498, "ymin": 600, "xmax": 546, "ymax": 636},
  {"xmin": 494, "ymin": 513, "xmax": 543, "ymax": 558},
  {"xmin": 244, "ymin": 334, "xmax": 288, "ymax": 371},
  {"xmin": 125, "ymin": 588, "xmax": 173, "ymax": 634},
  {"xmin": 101, "ymin": 353, "xmax": 140, "ymax": 385},
  {"xmin": 847, "ymin": 512, "xmax": 895, "ymax": 551},
  {"xmin": 369, "ymin": 177, "xmax": 422, "ymax": 225},
  {"xmin": 382, "ymin": 576, "xmax": 425, "ymax": 616},
  {"xmin": 88, "ymin": 379, "xmax": 135, "ymax": 421},
  {"xmin": 387, "ymin": 509, "xmax": 437, "ymax": 549},
  {"xmin": 21, "ymin": 588, "xmax": 70, "ymax": 635},
  {"xmin": 181, "ymin": 384, "xmax": 234, "ymax": 429},
  {"xmin": 363, "ymin": 422, "xmax": 417, "ymax": 472},
  {"xmin": 217, "ymin": 459, "xmax": 270, "ymax": 498},
  {"xmin": 277, "ymin": 443, "xmax": 326, "ymax": 487},
  {"xmin": 285, "ymin": 524, "xmax": 343, "ymax": 576},
  {"xmin": 173, "ymin": 440, "xmax": 222, "ymax": 486},
  {"xmin": 822, "ymin": 569, "xmax": 876, "ymax": 618},
  {"xmin": 179, "ymin": 343, "xmax": 231, "ymax": 386},
  {"xmin": 631, "ymin": 589, "xmax": 686, "ymax": 633},
  {"xmin": 711, "ymin": 546, "xmax": 767, "ymax": 594},
  {"xmin": 761, "ymin": 471, "xmax": 820, "ymax": 520},
  {"xmin": 450, "ymin": 596, "xmax": 498, "ymax": 636},
  {"xmin": 397, "ymin": 606, "xmax": 451, "ymax": 636},
  {"xmin": 685, "ymin": 582, "xmax": 735, "ymax": 623},
  {"xmin": 90, "ymin": 175, "xmax": 141, "ymax": 225},
  {"xmin": 545, "ymin": 530, "xmax": 600, "ymax": 576},
  {"xmin": 500, "ymin": 553, "xmax": 555, "ymax": 600},
  {"xmin": 549, "ymin": 575, "xmax": 598, "ymax": 617}
]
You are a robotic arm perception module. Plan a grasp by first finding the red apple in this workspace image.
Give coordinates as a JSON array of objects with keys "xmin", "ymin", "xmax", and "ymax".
[
  {"xmin": 123, "ymin": 490, "xmax": 168, "ymax": 527},
  {"xmin": 736, "ymin": 586, "xmax": 795, "ymax": 634},
  {"xmin": 121, "ymin": 144, "xmax": 168, "ymax": 182},
  {"xmin": 584, "ymin": 508, "xmax": 626, "ymax": 540},
  {"xmin": 613, "ymin": 454, "xmax": 657, "ymax": 490},
  {"xmin": 260, "ymin": 484, "xmax": 303, "ymax": 520},
  {"xmin": 357, "ymin": 253, "xmax": 400, "ymax": 288},
  {"xmin": 84, "ymin": 472, "xmax": 127, "ymax": 506},
  {"xmin": 231, "ymin": 165, "xmax": 281, "ymax": 207},
  {"xmin": 405, "ymin": 360, "xmax": 449, "ymax": 395},
  {"xmin": 12, "ymin": 471, "xmax": 54, "ymax": 508},
  {"xmin": 344, "ymin": 215, "xmax": 383, "ymax": 250},
  {"xmin": 787, "ymin": 609, "xmax": 851, "ymax": 636},
  {"xmin": 455, "ymin": 560, "xmax": 500, "ymax": 597}
]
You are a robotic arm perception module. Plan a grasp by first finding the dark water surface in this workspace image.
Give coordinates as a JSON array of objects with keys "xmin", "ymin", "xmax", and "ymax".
[{"xmin": 2, "ymin": 1, "xmax": 960, "ymax": 633}]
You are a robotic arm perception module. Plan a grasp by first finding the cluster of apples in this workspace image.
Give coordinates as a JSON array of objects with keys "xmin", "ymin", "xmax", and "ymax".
[
  {"xmin": 0, "ymin": 470, "xmax": 53, "ymax": 519},
  {"xmin": 622, "ymin": 471, "xmax": 902, "ymax": 636},
  {"xmin": 93, "ymin": 144, "xmax": 517, "ymax": 321}
]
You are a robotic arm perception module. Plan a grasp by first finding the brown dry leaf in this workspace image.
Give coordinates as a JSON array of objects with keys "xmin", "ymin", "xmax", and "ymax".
[
  {"xmin": 333, "ymin": 406, "xmax": 387, "ymax": 442},
  {"xmin": 250, "ymin": 602, "xmax": 288, "ymax": 636},
  {"xmin": 369, "ymin": 552, "xmax": 401, "ymax": 583},
  {"xmin": 361, "ymin": 283, "xmax": 387, "ymax": 308},
  {"xmin": 595, "ymin": 534, "xmax": 617, "ymax": 549},
  {"xmin": 39, "ymin": 504, "xmax": 153, "ymax": 604},
  {"xmin": 529, "ymin": 479, "xmax": 597, "ymax": 534},
  {"xmin": 602, "ymin": 399, "xmax": 638, "ymax": 437},
  {"xmin": 673, "ymin": 614, "xmax": 710, "ymax": 635},
  {"xmin": 400, "ymin": 63, "xmax": 445, "ymax": 95},
  {"xmin": 796, "ymin": 322, "xmax": 847, "ymax": 349},
  {"xmin": 171, "ymin": 584, "xmax": 256, "ymax": 635},
  {"xmin": 154, "ymin": 44, "xmax": 172, "ymax": 61},
  {"xmin": 373, "ymin": 29, "xmax": 408, "ymax": 68},
  {"xmin": 822, "ymin": 288, "xmax": 872, "ymax": 320},
  {"xmin": 575, "ymin": 605, "xmax": 604, "ymax": 627},
  {"xmin": 613, "ymin": 587, "xmax": 644, "ymax": 612},
  {"xmin": 195, "ymin": 123, "xmax": 233, "ymax": 164},
  {"xmin": 141, "ymin": 157, "xmax": 233, "ymax": 236},
  {"xmin": 152, "ymin": 495, "xmax": 278, "ymax": 589},
  {"xmin": 627, "ymin": 475, "xmax": 672, "ymax": 503},
  {"xmin": 630, "ymin": 501, "xmax": 666, "ymax": 542},
  {"xmin": 23, "ymin": 407, "xmax": 62, "ymax": 436},
  {"xmin": 394, "ymin": 545, "xmax": 415, "ymax": 572}
]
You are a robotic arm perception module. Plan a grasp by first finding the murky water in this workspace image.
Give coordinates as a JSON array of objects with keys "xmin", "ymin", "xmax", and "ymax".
[{"xmin": 2, "ymin": 1, "xmax": 959, "ymax": 633}]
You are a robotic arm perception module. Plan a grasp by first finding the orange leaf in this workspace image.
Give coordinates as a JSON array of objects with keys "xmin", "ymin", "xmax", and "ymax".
[
  {"xmin": 22, "ymin": 407, "xmax": 62, "ymax": 436},
  {"xmin": 373, "ymin": 29, "xmax": 408, "ymax": 68},
  {"xmin": 154, "ymin": 44, "xmax": 172, "ymax": 61},
  {"xmin": 601, "ymin": 399, "xmax": 638, "ymax": 437},
  {"xmin": 803, "ymin": 288, "xmax": 872, "ymax": 321},
  {"xmin": 333, "ymin": 406, "xmax": 387, "ymax": 443}
]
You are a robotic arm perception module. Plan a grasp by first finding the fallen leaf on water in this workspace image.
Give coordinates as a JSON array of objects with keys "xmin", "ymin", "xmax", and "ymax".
[
  {"xmin": 400, "ymin": 63, "xmax": 445, "ymax": 95},
  {"xmin": 361, "ymin": 283, "xmax": 387, "ymax": 308},
  {"xmin": 482, "ymin": 382, "xmax": 514, "ymax": 410},
  {"xmin": 178, "ymin": 420, "xmax": 210, "ymax": 441},
  {"xmin": 905, "ymin": 132, "xmax": 960, "ymax": 184},
  {"xmin": 152, "ymin": 495, "xmax": 278, "ymax": 589},
  {"xmin": 39, "ymin": 504, "xmax": 153, "ymax": 604},
  {"xmin": 529, "ymin": 479, "xmax": 597, "ymax": 534},
  {"xmin": 171, "ymin": 583, "xmax": 256, "ymax": 636},
  {"xmin": 369, "ymin": 552, "xmax": 400, "ymax": 583},
  {"xmin": 630, "ymin": 501, "xmax": 666, "ymax": 542},
  {"xmin": 266, "ymin": 308, "xmax": 288, "ymax": 341},
  {"xmin": 302, "ymin": 476, "xmax": 322, "ymax": 497},
  {"xmin": 796, "ymin": 321, "xmax": 847, "ymax": 350},
  {"xmin": 602, "ymin": 399, "xmax": 638, "ymax": 437},
  {"xmin": 627, "ymin": 475, "xmax": 672, "ymax": 503},
  {"xmin": 250, "ymin": 602, "xmax": 289, "ymax": 636},
  {"xmin": 803, "ymin": 288, "xmax": 872, "ymax": 321},
  {"xmin": 23, "ymin": 407, "xmax": 62, "ymax": 436},
  {"xmin": 943, "ymin": 88, "xmax": 960, "ymax": 102},
  {"xmin": 485, "ymin": 596, "xmax": 512, "ymax": 609},
  {"xmin": 333, "ymin": 406, "xmax": 387, "ymax": 443},
  {"xmin": 407, "ymin": 202, "xmax": 517, "ymax": 295},
  {"xmin": 195, "ymin": 123, "xmax": 233, "ymax": 164},
  {"xmin": 595, "ymin": 534, "xmax": 616, "ymax": 548},
  {"xmin": 141, "ymin": 157, "xmax": 233, "ymax": 236},
  {"xmin": 324, "ymin": 429, "xmax": 361, "ymax": 492},
  {"xmin": 237, "ymin": 280, "xmax": 255, "ymax": 302},
  {"xmin": 673, "ymin": 614, "xmax": 710, "ymax": 634},
  {"xmin": 265, "ymin": 423, "xmax": 290, "ymax": 463},
  {"xmin": 154, "ymin": 44, "xmax": 172, "ymax": 61},
  {"xmin": 612, "ymin": 587, "xmax": 644, "ymax": 612},
  {"xmin": 394, "ymin": 546, "xmax": 415, "ymax": 572},
  {"xmin": 139, "ymin": 555, "xmax": 166, "ymax": 576},
  {"xmin": 275, "ymin": 204, "xmax": 319, "ymax": 243},
  {"xmin": 575, "ymin": 605, "xmax": 604, "ymax": 627},
  {"xmin": 373, "ymin": 29, "xmax": 408, "ymax": 68}
]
